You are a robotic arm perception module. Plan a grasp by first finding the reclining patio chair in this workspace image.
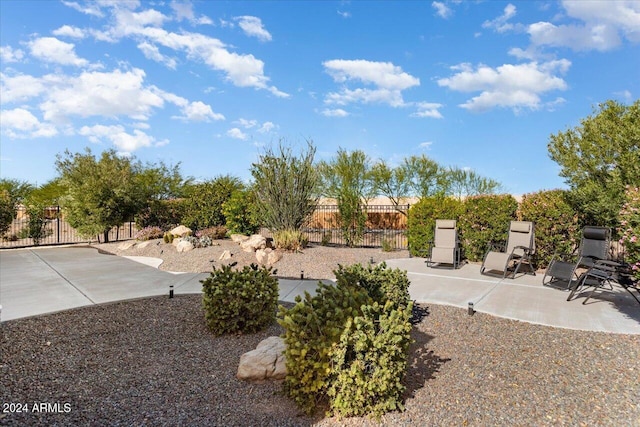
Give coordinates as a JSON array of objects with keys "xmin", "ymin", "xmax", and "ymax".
[
  {"xmin": 425, "ymin": 219, "xmax": 461, "ymax": 269},
  {"xmin": 542, "ymin": 226, "xmax": 610, "ymax": 291},
  {"xmin": 566, "ymin": 259, "xmax": 640, "ymax": 305},
  {"xmin": 480, "ymin": 221, "xmax": 536, "ymax": 279}
]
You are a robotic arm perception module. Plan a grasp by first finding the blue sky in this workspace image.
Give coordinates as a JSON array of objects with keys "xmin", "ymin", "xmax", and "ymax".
[{"xmin": 1, "ymin": 1, "xmax": 638, "ymax": 195}]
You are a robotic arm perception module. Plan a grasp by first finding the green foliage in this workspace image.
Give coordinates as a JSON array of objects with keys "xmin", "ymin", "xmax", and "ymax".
[
  {"xmin": 251, "ymin": 141, "xmax": 319, "ymax": 233},
  {"xmin": 183, "ymin": 235, "xmax": 215, "ymax": 248},
  {"xmin": 182, "ymin": 175, "xmax": 243, "ymax": 231},
  {"xmin": 407, "ymin": 196, "xmax": 464, "ymax": 257},
  {"xmin": 444, "ymin": 167, "xmax": 502, "ymax": 200},
  {"xmin": 278, "ymin": 282, "xmax": 373, "ymax": 414},
  {"xmin": 548, "ymin": 99, "xmax": 640, "ymax": 229},
  {"xmin": 278, "ymin": 264, "xmax": 412, "ymax": 417},
  {"xmin": 222, "ymin": 189, "xmax": 260, "ymax": 235},
  {"xmin": 163, "ymin": 231, "xmax": 174, "ymax": 243},
  {"xmin": 133, "ymin": 161, "xmax": 191, "ymax": 201},
  {"xmin": 458, "ymin": 195, "xmax": 518, "ymax": 262},
  {"xmin": 518, "ymin": 189, "xmax": 580, "ymax": 269},
  {"xmin": 0, "ymin": 190, "xmax": 15, "ymax": 236},
  {"xmin": 328, "ymin": 300, "xmax": 413, "ymax": 419},
  {"xmin": 134, "ymin": 226, "xmax": 164, "ymax": 241},
  {"xmin": 136, "ymin": 199, "xmax": 186, "ymax": 230},
  {"xmin": 273, "ymin": 228, "xmax": 308, "ymax": 251},
  {"xmin": 333, "ymin": 262, "xmax": 410, "ymax": 308},
  {"xmin": 319, "ymin": 149, "xmax": 373, "ymax": 247},
  {"xmin": 0, "ymin": 178, "xmax": 34, "ymax": 206},
  {"xmin": 381, "ymin": 237, "xmax": 396, "ymax": 252},
  {"xmin": 201, "ymin": 263, "xmax": 278, "ymax": 335},
  {"xmin": 619, "ymin": 186, "xmax": 640, "ymax": 280},
  {"xmin": 56, "ymin": 148, "xmax": 142, "ymax": 242}
]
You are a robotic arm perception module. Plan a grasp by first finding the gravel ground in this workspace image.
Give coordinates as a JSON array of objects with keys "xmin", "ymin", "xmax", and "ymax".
[
  {"xmin": 2, "ymin": 240, "xmax": 639, "ymax": 426},
  {"xmin": 89, "ymin": 238, "xmax": 412, "ymax": 280}
]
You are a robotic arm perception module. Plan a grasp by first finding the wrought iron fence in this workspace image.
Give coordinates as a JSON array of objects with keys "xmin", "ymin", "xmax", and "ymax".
[
  {"xmin": 301, "ymin": 204, "xmax": 409, "ymax": 249},
  {"xmin": 0, "ymin": 206, "xmax": 138, "ymax": 249}
]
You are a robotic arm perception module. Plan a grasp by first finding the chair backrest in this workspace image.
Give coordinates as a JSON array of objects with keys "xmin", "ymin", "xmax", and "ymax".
[
  {"xmin": 580, "ymin": 226, "xmax": 610, "ymax": 260},
  {"xmin": 506, "ymin": 221, "xmax": 535, "ymax": 256},
  {"xmin": 434, "ymin": 219, "xmax": 457, "ymax": 249}
]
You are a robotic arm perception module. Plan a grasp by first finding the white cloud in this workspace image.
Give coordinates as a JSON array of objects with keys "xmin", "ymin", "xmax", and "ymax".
[
  {"xmin": 52, "ymin": 25, "xmax": 86, "ymax": 39},
  {"xmin": 235, "ymin": 118, "xmax": 258, "ymax": 128},
  {"xmin": 78, "ymin": 124, "xmax": 165, "ymax": 153},
  {"xmin": 61, "ymin": 1, "xmax": 106, "ymax": 17},
  {"xmin": 337, "ymin": 11, "xmax": 351, "ymax": 19},
  {"xmin": 137, "ymin": 41, "xmax": 177, "ymax": 69},
  {"xmin": 437, "ymin": 60, "xmax": 571, "ymax": 112},
  {"xmin": 411, "ymin": 102, "xmax": 444, "ymax": 119},
  {"xmin": 234, "ymin": 16, "xmax": 272, "ymax": 42},
  {"xmin": 0, "ymin": 72, "xmax": 47, "ymax": 103},
  {"xmin": 170, "ymin": 0, "xmax": 212, "ymax": 25},
  {"xmin": 39, "ymin": 68, "xmax": 165, "ymax": 123},
  {"xmin": 176, "ymin": 101, "xmax": 225, "ymax": 121},
  {"xmin": 258, "ymin": 121, "xmax": 275, "ymax": 133},
  {"xmin": 28, "ymin": 37, "xmax": 89, "ymax": 67},
  {"xmin": 527, "ymin": 0, "xmax": 640, "ymax": 51},
  {"xmin": 482, "ymin": 3, "xmax": 518, "ymax": 33},
  {"xmin": 323, "ymin": 59, "xmax": 420, "ymax": 107},
  {"xmin": 227, "ymin": 127, "xmax": 248, "ymax": 140},
  {"xmin": 432, "ymin": 2, "xmax": 452, "ymax": 19},
  {"xmin": 0, "ymin": 108, "xmax": 58, "ymax": 139},
  {"xmin": 321, "ymin": 108, "xmax": 349, "ymax": 117},
  {"xmin": 0, "ymin": 45, "xmax": 25, "ymax": 63},
  {"xmin": 419, "ymin": 141, "xmax": 433, "ymax": 150}
]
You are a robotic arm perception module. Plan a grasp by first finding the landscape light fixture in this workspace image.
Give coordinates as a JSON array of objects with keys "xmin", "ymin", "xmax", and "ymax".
[
  {"xmin": 468, "ymin": 302, "xmax": 475, "ymax": 316},
  {"xmin": 169, "ymin": 285, "xmax": 174, "ymax": 299}
]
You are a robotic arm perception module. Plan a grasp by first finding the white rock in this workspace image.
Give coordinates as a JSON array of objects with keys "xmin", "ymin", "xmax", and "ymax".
[
  {"xmin": 219, "ymin": 250, "xmax": 232, "ymax": 261},
  {"xmin": 230, "ymin": 234, "xmax": 249, "ymax": 243},
  {"xmin": 137, "ymin": 241, "xmax": 152, "ymax": 249},
  {"xmin": 176, "ymin": 240, "xmax": 194, "ymax": 253},
  {"xmin": 240, "ymin": 234, "xmax": 267, "ymax": 252},
  {"xmin": 170, "ymin": 225, "xmax": 192, "ymax": 237},
  {"xmin": 256, "ymin": 248, "xmax": 270, "ymax": 265},
  {"xmin": 237, "ymin": 336, "xmax": 287, "ymax": 382},
  {"xmin": 267, "ymin": 250, "xmax": 282, "ymax": 265},
  {"xmin": 118, "ymin": 241, "xmax": 136, "ymax": 251}
]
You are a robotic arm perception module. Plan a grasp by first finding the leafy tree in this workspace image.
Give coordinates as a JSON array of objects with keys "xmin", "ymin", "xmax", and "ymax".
[
  {"xmin": 318, "ymin": 149, "xmax": 373, "ymax": 246},
  {"xmin": 181, "ymin": 175, "xmax": 243, "ymax": 231},
  {"xmin": 445, "ymin": 167, "xmax": 502, "ymax": 200},
  {"xmin": 20, "ymin": 179, "xmax": 67, "ymax": 245},
  {"xmin": 250, "ymin": 141, "xmax": 319, "ymax": 232},
  {"xmin": 56, "ymin": 148, "xmax": 143, "ymax": 242},
  {"xmin": 548, "ymin": 99, "xmax": 640, "ymax": 228},
  {"xmin": 222, "ymin": 188, "xmax": 260, "ymax": 235},
  {"xmin": 0, "ymin": 178, "xmax": 34, "ymax": 207},
  {"xmin": 134, "ymin": 161, "xmax": 191, "ymax": 201},
  {"xmin": 0, "ymin": 190, "xmax": 14, "ymax": 236}
]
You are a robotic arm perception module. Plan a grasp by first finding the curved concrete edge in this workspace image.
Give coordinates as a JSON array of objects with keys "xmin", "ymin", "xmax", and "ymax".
[{"xmin": 122, "ymin": 256, "xmax": 164, "ymax": 269}]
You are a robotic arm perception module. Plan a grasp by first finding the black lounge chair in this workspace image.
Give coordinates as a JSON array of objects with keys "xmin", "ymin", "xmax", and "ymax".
[
  {"xmin": 567, "ymin": 260, "xmax": 640, "ymax": 305},
  {"xmin": 542, "ymin": 226, "xmax": 610, "ymax": 291}
]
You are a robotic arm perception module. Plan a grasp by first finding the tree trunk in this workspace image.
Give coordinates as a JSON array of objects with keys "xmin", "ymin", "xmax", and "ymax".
[{"xmin": 103, "ymin": 230, "xmax": 110, "ymax": 243}]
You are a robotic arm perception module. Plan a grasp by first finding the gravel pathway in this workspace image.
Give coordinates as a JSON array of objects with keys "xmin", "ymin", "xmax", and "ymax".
[{"xmin": 2, "ymin": 240, "xmax": 639, "ymax": 426}]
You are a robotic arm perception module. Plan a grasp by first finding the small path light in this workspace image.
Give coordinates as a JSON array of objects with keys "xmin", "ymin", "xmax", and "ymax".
[
  {"xmin": 169, "ymin": 285, "xmax": 174, "ymax": 299},
  {"xmin": 300, "ymin": 271, "xmax": 304, "ymax": 280},
  {"xmin": 468, "ymin": 302, "xmax": 475, "ymax": 316}
]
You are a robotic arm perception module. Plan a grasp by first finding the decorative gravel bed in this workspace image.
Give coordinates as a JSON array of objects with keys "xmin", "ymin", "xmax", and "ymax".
[{"xmin": 2, "ymin": 242, "xmax": 639, "ymax": 426}]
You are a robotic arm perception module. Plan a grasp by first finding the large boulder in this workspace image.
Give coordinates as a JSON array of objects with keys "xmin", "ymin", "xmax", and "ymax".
[
  {"xmin": 256, "ymin": 248, "xmax": 282, "ymax": 265},
  {"xmin": 239, "ymin": 234, "xmax": 267, "ymax": 252},
  {"xmin": 170, "ymin": 225, "xmax": 192, "ymax": 238},
  {"xmin": 237, "ymin": 336, "xmax": 287, "ymax": 382}
]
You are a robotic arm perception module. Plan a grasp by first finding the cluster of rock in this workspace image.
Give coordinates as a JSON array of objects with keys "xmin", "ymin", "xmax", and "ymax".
[{"xmin": 230, "ymin": 234, "xmax": 282, "ymax": 266}]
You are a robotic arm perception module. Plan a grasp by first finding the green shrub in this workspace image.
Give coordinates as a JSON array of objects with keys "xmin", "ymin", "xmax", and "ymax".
[
  {"xmin": 136, "ymin": 199, "xmax": 185, "ymax": 230},
  {"xmin": 184, "ymin": 235, "xmax": 215, "ymax": 248},
  {"xmin": 278, "ymin": 282, "xmax": 372, "ymax": 414},
  {"xmin": 407, "ymin": 196, "xmax": 464, "ymax": 257},
  {"xmin": 134, "ymin": 226, "xmax": 164, "ymax": 241},
  {"xmin": 182, "ymin": 175, "xmax": 243, "ymax": 231},
  {"xmin": 279, "ymin": 263, "xmax": 412, "ymax": 417},
  {"xmin": 163, "ymin": 231, "xmax": 174, "ymax": 243},
  {"xmin": 223, "ymin": 189, "xmax": 260, "ymax": 235},
  {"xmin": 458, "ymin": 194, "xmax": 518, "ymax": 262},
  {"xmin": 333, "ymin": 262, "xmax": 410, "ymax": 308},
  {"xmin": 273, "ymin": 228, "xmax": 309, "ymax": 251},
  {"xmin": 201, "ymin": 263, "xmax": 278, "ymax": 335},
  {"xmin": 619, "ymin": 186, "xmax": 640, "ymax": 280},
  {"xmin": 381, "ymin": 237, "xmax": 396, "ymax": 252},
  {"xmin": 0, "ymin": 190, "xmax": 15, "ymax": 236},
  {"xmin": 518, "ymin": 189, "xmax": 579, "ymax": 269},
  {"xmin": 328, "ymin": 300, "xmax": 413, "ymax": 418}
]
